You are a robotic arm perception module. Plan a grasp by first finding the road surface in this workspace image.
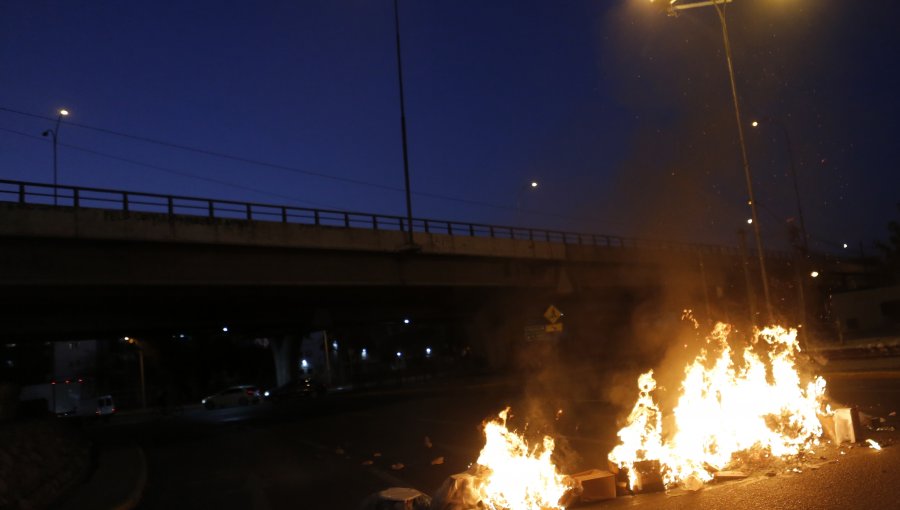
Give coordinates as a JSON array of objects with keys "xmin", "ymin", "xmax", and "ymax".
[{"xmin": 88, "ymin": 372, "xmax": 900, "ymax": 510}]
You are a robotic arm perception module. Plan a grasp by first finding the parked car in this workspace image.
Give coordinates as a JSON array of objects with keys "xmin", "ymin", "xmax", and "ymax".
[
  {"xmin": 202, "ymin": 385, "xmax": 261, "ymax": 409},
  {"xmin": 265, "ymin": 377, "xmax": 326, "ymax": 401}
]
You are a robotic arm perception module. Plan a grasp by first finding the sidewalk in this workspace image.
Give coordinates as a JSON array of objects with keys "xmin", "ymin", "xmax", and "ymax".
[{"xmin": 57, "ymin": 444, "xmax": 146, "ymax": 510}]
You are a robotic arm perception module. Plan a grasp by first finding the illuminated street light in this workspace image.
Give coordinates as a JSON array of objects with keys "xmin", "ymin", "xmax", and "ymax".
[
  {"xmin": 747, "ymin": 218, "xmax": 753, "ymax": 224},
  {"xmin": 396, "ymin": 351, "xmax": 402, "ymax": 358},
  {"xmin": 41, "ymin": 108, "xmax": 70, "ymax": 205},
  {"xmin": 403, "ymin": 318, "xmax": 411, "ymax": 325},
  {"xmin": 810, "ymin": 271, "xmax": 819, "ymax": 278},
  {"xmin": 650, "ymin": 0, "xmax": 773, "ymax": 324},
  {"xmin": 842, "ymin": 243, "xmax": 848, "ymax": 249},
  {"xmin": 531, "ymin": 181, "xmax": 539, "ymax": 188},
  {"xmin": 751, "ymin": 120, "xmax": 759, "ymax": 127}
]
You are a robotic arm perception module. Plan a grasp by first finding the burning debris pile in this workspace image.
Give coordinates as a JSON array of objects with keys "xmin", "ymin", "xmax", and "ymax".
[
  {"xmin": 433, "ymin": 407, "xmax": 573, "ymax": 510},
  {"xmin": 367, "ymin": 321, "xmax": 892, "ymax": 510},
  {"xmin": 608, "ymin": 323, "xmax": 830, "ymax": 490}
]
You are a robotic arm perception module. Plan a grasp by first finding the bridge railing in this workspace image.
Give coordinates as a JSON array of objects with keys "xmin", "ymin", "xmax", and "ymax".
[{"xmin": 0, "ymin": 179, "xmax": 781, "ymax": 259}]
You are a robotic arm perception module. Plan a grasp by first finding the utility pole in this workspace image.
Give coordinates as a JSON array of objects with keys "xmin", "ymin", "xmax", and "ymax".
[
  {"xmin": 393, "ymin": 0, "xmax": 416, "ymax": 249},
  {"xmin": 42, "ymin": 109, "xmax": 69, "ymax": 206},
  {"xmin": 738, "ymin": 229, "xmax": 758, "ymax": 327},
  {"xmin": 661, "ymin": 0, "xmax": 774, "ymax": 323}
]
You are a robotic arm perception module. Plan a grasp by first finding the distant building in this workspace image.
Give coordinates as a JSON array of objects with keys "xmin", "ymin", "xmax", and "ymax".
[{"xmin": 830, "ymin": 286, "xmax": 900, "ymax": 337}]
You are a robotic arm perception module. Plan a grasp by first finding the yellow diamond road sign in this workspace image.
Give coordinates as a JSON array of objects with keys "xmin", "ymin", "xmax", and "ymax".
[{"xmin": 544, "ymin": 305, "xmax": 562, "ymax": 324}]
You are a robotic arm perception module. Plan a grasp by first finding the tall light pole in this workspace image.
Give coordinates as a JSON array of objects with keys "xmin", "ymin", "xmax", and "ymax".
[
  {"xmin": 42, "ymin": 108, "xmax": 70, "ymax": 206},
  {"xmin": 751, "ymin": 118, "xmax": 809, "ymax": 253},
  {"xmin": 654, "ymin": 0, "xmax": 774, "ymax": 324},
  {"xmin": 125, "ymin": 336, "xmax": 147, "ymax": 409},
  {"xmin": 392, "ymin": 0, "xmax": 416, "ymax": 248},
  {"xmin": 752, "ymin": 116, "xmax": 810, "ymax": 337}
]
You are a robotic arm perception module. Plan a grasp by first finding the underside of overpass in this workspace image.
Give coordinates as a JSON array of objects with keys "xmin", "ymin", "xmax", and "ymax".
[{"xmin": 1, "ymin": 201, "xmax": 872, "ymax": 349}]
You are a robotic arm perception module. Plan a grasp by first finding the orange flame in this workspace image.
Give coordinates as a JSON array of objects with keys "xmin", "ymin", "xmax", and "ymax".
[
  {"xmin": 609, "ymin": 323, "xmax": 828, "ymax": 488},
  {"xmin": 473, "ymin": 407, "xmax": 571, "ymax": 510}
]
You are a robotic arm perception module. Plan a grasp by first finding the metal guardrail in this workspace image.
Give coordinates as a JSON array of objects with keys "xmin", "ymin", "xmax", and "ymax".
[{"xmin": 0, "ymin": 179, "xmax": 764, "ymax": 258}]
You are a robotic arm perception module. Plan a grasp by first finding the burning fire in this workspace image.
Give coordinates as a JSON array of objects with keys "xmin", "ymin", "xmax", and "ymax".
[
  {"xmin": 609, "ymin": 323, "xmax": 829, "ymax": 489},
  {"xmin": 472, "ymin": 407, "xmax": 571, "ymax": 510}
]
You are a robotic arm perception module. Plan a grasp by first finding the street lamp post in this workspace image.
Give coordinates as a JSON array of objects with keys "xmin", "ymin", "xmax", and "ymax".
[
  {"xmin": 125, "ymin": 336, "xmax": 147, "ymax": 409},
  {"xmin": 42, "ymin": 109, "xmax": 69, "ymax": 206},
  {"xmin": 656, "ymin": 0, "xmax": 774, "ymax": 324},
  {"xmin": 752, "ymin": 117, "xmax": 810, "ymax": 336},
  {"xmin": 751, "ymin": 117, "xmax": 809, "ymax": 253},
  {"xmin": 392, "ymin": 0, "xmax": 416, "ymax": 249}
]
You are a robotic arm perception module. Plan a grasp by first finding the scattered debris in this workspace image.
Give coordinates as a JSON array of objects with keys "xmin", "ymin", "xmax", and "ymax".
[
  {"xmin": 361, "ymin": 460, "xmax": 374, "ymax": 466},
  {"xmin": 682, "ymin": 477, "xmax": 704, "ymax": 492},
  {"xmin": 373, "ymin": 452, "xmax": 382, "ymax": 457},
  {"xmin": 818, "ymin": 414, "xmax": 837, "ymax": 443},
  {"xmin": 391, "ymin": 463, "xmax": 405, "ymax": 471},
  {"xmin": 424, "ymin": 436, "xmax": 433, "ymax": 449},
  {"xmin": 889, "ymin": 411, "xmax": 897, "ymax": 417},
  {"xmin": 335, "ymin": 448, "xmax": 345, "ymax": 455},
  {"xmin": 359, "ymin": 487, "xmax": 431, "ymax": 510},
  {"xmin": 569, "ymin": 469, "xmax": 616, "ymax": 502},
  {"xmin": 632, "ymin": 460, "xmax": 665, "ymax": 493},
  {"xmin": 877, "ymin": 426, "xmax": 896, "ymax": 432},
  {"xmin": 765, "ymin": 471, "xmax": 776, "ymax": 477},
  {"xmin": 555, "ymin": 409, "xmax": 564, "ymax": 421},
  {"xmin": 431, "ymin": 456, "xmax": 445, "ymax": 465},
  {"xmin": 432, "ymin": 469, "xmax": 485, "ymax": 510},
  {"xmin": 866, "ymin": 439, "xmax": 882, "ymax": 451},
  {"xmin": 834, "ymin": 408, "xmax": 863, "ymax": 444},
  {"xmin": 713, "ymin": 470, "xmax": 748, "ymax": 481}
]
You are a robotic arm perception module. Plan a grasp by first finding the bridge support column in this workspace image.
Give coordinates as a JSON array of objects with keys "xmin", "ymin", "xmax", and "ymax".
[{"xmin": 271, "ymin": 335, "xmax": 299, "ymax": 387}]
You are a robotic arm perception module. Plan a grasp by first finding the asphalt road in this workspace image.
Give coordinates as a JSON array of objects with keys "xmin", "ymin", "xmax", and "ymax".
[{"xmin": 91, "ymin": 372, "xmax": 900, "ymax": 510}]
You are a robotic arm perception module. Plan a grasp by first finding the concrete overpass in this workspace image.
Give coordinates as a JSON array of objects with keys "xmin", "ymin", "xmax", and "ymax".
[{"xmin": 0, "ymin": 179, "xmax": 871, "ymax": 348}]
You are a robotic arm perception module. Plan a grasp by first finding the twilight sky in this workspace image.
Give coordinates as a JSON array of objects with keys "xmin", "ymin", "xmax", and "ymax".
[{"xmin": 1, "ymin": 0, "xmax": 897, "ymax": 252}]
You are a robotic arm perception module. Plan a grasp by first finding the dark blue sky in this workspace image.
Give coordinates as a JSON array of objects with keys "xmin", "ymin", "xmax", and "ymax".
[{"xmin": 1, "ymin": 0, "xmax": 897, "ymax": 251}]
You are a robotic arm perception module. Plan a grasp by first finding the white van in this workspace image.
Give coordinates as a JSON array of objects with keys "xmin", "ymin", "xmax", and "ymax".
[{"xmin": 94, "ymin": 395, "xmax": 115, "ymax": 419}]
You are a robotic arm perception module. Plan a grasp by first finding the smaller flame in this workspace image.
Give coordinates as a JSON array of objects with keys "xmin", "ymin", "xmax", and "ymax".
[{"xmin": 474, "ymin": 407, "xmax": 571, "ymax": 510}]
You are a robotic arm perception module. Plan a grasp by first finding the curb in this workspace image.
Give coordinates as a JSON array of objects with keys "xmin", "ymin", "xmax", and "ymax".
[
  {"xmin": 821, "ymin": 370, "xmax": 900, "ymax": 380},
  {"xmin": 113, "ymin": 446, "xmax": 147, "ymax": 510}
]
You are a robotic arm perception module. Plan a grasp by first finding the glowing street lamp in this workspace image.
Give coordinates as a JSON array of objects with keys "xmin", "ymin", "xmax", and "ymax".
[
  {"xmin": 649, "ymin": 0, "xmax": 773, "ymax": 324},
  {"xmin": 42, "ymin": 108, "xmax": 69, "ymax": 205}
]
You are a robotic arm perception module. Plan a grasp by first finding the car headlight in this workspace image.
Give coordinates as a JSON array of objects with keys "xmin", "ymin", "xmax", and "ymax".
[
  {"xmin": 264, "ymin": 391, "xmax": 270, "ymax": 397},
  {"xmin": 202, "ymin": 398, "xmax": 207, "ymax": 404}
]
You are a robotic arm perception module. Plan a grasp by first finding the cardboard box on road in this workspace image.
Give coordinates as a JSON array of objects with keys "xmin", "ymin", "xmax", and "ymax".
[
  {"xmin": 570, "ymin": 469, "xmax": 616, "ymax": 502},
  {"xmin": 834, "ymin": 407, "xmax": 862, "ymax": 444}
]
